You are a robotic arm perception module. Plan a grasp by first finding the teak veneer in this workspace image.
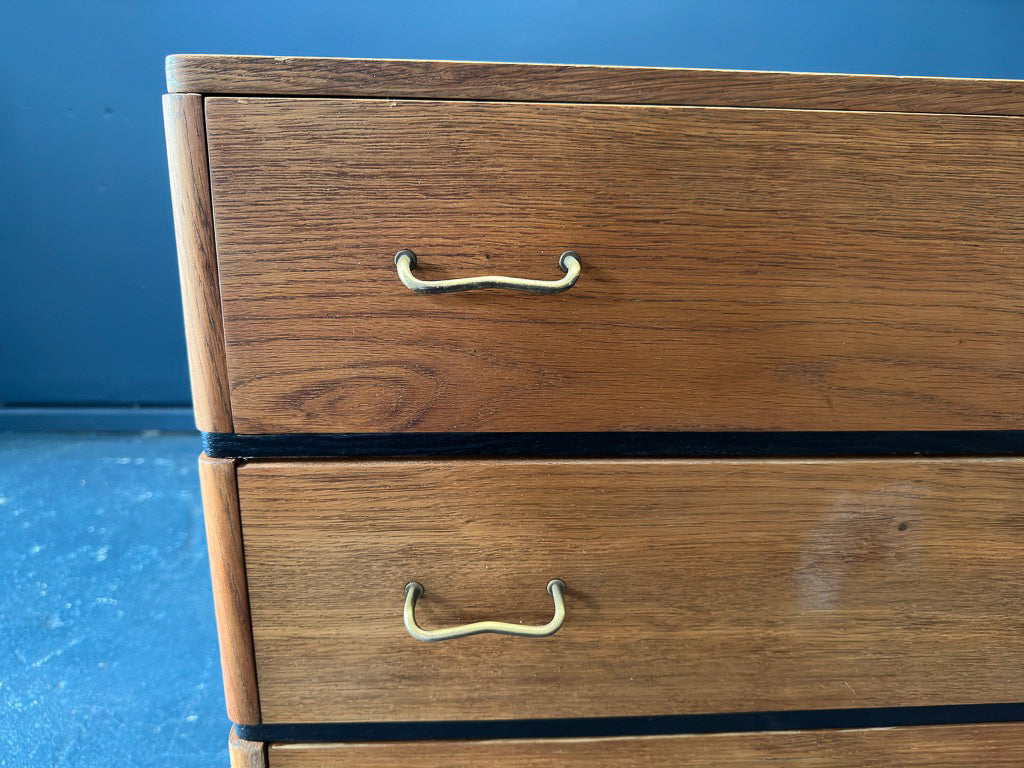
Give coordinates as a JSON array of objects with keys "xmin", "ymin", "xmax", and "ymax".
[
  {"xmin": 238, "ymin": 458, "xmax": 1024, "ymax": 723},
  {"xmin": 166, "ymin": 55, "xmax": 1024, "ymax": 765},
  {"xmin": 265, "ymin": 723, "xmax": 1024, "ymax": 767},
  {"xmin": 205, "ymin": 97, "xmax": 1024, "ymax": 433},
  {"xmin": 167, "ymin": 54, "xmax": 1024, "ymax": 115}
]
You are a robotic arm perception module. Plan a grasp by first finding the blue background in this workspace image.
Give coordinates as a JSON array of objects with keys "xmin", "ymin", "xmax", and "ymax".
[{"xmin": 2, "ymin": 0, "xmax": 1024, "ymax": 418}]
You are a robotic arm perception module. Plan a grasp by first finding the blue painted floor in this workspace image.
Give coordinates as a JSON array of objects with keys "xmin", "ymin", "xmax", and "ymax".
[{"xmin": 1, "ymin": 432, "xmax": 227, "ymax": 767}]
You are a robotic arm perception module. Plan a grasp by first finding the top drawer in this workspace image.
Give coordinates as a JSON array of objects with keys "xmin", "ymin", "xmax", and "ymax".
[{"xmin": 203, "ymin": 96, "xmax": 1024, "ymax": 434}]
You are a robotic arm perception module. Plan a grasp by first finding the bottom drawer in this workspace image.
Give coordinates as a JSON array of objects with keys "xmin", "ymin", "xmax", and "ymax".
[
  {"xmin": 252, "ymin": 724, "xmax": 1024, "ymax": 767},
  {"xmin": 232, "ymin": 458, "xmax": 1024, "ymax": 723}
]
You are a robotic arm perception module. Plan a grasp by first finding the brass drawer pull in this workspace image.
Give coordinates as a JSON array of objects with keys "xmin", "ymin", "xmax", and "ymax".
[
  {"xmin": 394, "ymin": 250, "xmax": 581, "ymax": 294},
  {"xmin": 403, "ymin": 579, "xmax": 566, "ymax": 642}
]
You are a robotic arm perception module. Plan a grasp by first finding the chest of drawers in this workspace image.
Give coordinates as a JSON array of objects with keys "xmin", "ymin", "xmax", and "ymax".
[{"xmin": 164, "ymin": 55, "xmax": 1024, "ymax": 766}]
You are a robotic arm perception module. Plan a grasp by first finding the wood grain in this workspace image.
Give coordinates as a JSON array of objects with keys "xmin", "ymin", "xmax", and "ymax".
[
  {"xmin": 162, "ymin": 94, "xmax": 233, "ymax": 433},
  {"xmin": 266, "ymin": 724, "xmax": 1024, "ymax": 767},
  {"xmin": 199, "ymin": 454, "xmax": 260, "ymax": 724},
  {"xmin": 206, "ymin": 98, "xmax": 1024, "ymax": 433},
  {"xmin": 237, "ymin": 458, "xmax": 1024, "ymax": 723},
  {"xmin": 230, "ymin": 726, "xmax": 266, "ymax": 768},
  {"xmin": 167, "ymin": 55, "xmax": 1024, "ymax": 116}
]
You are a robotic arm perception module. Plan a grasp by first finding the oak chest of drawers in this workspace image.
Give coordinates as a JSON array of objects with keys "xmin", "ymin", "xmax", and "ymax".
[{"xmin": 164, "ymin": 55, "xmax": 1024, "ymax": 766}]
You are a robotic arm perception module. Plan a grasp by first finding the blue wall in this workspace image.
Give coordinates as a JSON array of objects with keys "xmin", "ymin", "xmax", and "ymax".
[{"xmin": 3, "ymin": 0, "xmax": 1023, "ymax": 409}]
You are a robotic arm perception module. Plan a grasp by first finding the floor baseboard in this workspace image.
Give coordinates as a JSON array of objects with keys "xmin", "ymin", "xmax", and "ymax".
[{"xmin": 0, "ymin": 407, "xmax": 196, "ymax": 433}]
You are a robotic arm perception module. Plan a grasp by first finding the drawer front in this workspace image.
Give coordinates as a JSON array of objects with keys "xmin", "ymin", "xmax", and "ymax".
[
  {"xmin": 237, "ymin": 458, "xmax": 1024, "ymax": 723},
  {"xmin": 265, "ymin": 724, "xmax": 1024, "ymax": 767},
  {"xmin": 205, "ymin": 98, "xmax": 1024, "ymax": 434}
]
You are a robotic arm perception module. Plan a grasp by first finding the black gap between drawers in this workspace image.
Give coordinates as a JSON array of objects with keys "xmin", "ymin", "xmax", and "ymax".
[
  {"xmin": 204, "ymin": 430, "xmax": 1024, "ymax": 460},
  {"xmin": 237, "ymin": 703, "xmax": 1024, "ymax": 743}
]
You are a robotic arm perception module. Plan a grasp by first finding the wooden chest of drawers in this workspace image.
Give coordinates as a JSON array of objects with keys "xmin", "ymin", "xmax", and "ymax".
[{"xmin": 165, "ymin": 55, "xmax": 1024, "ymax": 766}]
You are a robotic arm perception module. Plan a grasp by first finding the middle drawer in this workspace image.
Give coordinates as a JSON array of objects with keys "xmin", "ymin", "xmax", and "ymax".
[{"xmin": 237, "ymin": 458, "xmax": 1024, "ymax": 724}]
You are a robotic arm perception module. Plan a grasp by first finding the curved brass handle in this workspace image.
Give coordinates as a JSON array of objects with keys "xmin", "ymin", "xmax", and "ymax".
[
  {"xmin": 394, "ymin": 250, "xmax": 581, "ymax": 294},
  {"xmin": 403, "ymin": 579, "xmax": 566, "ymax": 642}
]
